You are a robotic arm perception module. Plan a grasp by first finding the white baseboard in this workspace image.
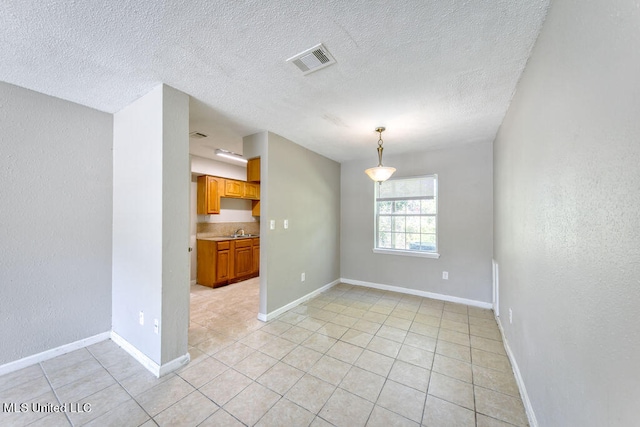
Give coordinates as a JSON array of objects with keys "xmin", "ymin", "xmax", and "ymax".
[
  {"xmin": 495, "ymin": 316, "xmax": 538, "ymax": 427},
  {"xmin": 0, "ymin": 331, "xmax": 111, "ymax": 377},
  {"xmin": 257, "ymin": 279, "xmax": 341, "ymax": 322},
  {"xmin": 110, "ymin": 331, "xmax": 189, "ymax": 378},
  {"xmin": 190, "ymin": 280, "xmax": 197, "ymax": 286},
  {"xmin": 341, "ymin": 278, "xmax": 493, "ymax": 309}
]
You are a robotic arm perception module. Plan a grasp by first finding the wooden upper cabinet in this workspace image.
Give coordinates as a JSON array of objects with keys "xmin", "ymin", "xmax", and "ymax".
[
  {"xmin": 244, "ymin": 182, "xmax": 260, "ymax": 200},
  {"xmin": 197, "ymin": 176, "xmax": 220, "ymax": 214},
  {"xmin": 221, "ymin": 178, "xmax": 260, "ymax": 200},
  {"xmin": 247, "ymin": 157, "xmax": 260, "ymax": 182},
  {"xmin": 223, "ymin": 179, "xmax": 244, "ymax": 198},
  {"xmin": 199, "ymin": 176, "xmax": 260, "ymax": 215}
]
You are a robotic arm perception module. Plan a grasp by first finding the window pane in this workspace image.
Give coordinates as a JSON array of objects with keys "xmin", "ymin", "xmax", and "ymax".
[
  {"xmin": 406, "ymin": 216, "xmax": 420, "ymax": 233},
  {"xmin": 374, "ymin": 175, "xmax": 437, "ymax": 254},
  {"xmin": 407, "ymin": 200, "xmax": 421, "ymax": 214},
  {"xmin": 393, "ymin": 201, "xmax": 407, "ymax": 214},
  {"xmin": 378, "ymin": 201, "xmax": 392, "ymax": 214},
  {"xmin": 421, "ymin": 199, "xmax": 436, "ymax": 214},
  {"xmin": 421, "ymin": 234, "xmax": 436, "ymax": 244},
  {"xmin": 392, "ymin": 233, "xmax": 406, "ymax": 250},
  {"xmin": 392, "ymin": 217, "xmax": 405, "ymax": 232},
  {"xmin": 421, "ymin": 216, "xmax": 436, "ymax": 234},
  {"xmin": 379, "ymin": 216, "xmax": 391, "ymax": 231},
  {"xmin": 406, "ymin": 233, "xmax": 421, "ymax": 250},
  {"xmin": 378, "ymin": 232, "xmax": 391, "ymax": 248},
  {"xmin": 421, "ymin": 234, "xmax": 436, "ymax": 250}
]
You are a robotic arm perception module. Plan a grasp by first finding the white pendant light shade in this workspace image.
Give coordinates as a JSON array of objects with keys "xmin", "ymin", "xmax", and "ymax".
[
  {"xmin": 365, "ymin": 166, "xmax": 396, "ymax": 182},
  {"xmin": 365, "ymin": 127, "xmax": 396, "ymax": 183}
]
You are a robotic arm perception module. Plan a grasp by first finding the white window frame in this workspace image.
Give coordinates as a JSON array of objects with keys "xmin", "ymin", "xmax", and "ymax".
[{"xmin": 372, "ymin": 174, "xmax": 440, "ymax": 259}]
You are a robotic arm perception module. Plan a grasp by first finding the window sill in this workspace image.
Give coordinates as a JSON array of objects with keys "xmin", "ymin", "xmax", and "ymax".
[{"xmin": 372, "ymin": 248, "xmax": 441, "ymax": 259}]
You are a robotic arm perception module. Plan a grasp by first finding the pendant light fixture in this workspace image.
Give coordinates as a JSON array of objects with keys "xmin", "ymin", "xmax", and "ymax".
[{"xmin": 365, "ymin": 127, "xmax": 396, "ymax": 183}]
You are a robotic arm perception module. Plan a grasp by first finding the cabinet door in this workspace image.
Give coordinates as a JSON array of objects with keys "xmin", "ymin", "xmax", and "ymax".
[
  {"xmin": 224, "ymin": 179, "xmax": 244, "ymax": 198},
  {"xmin": 206, "ymin": 176, "xmax": 220, "ymax": 214},
  {"xmin": 196, "ymin": 240, "xmax": 216, "ymax": 287},
  {"xmin": 216, "ymin": 249, "xmax": 230, "ymax": 283},
  {"xmin": 247, "ymin": 158, "xmax": 260, "ymax": 182},
  {"xmin": 197, "ymin": 176, "xmax": 220, "ymax": 214},
  {"xmin": 235, "ymin": 239, "xmax": 253, "ymax": 277},
  {"xmin": 252, "ymin": 241, "xmax": 260, "ymax": 274},
  {"xmin": 244, "ymin": 183, "xmax": 260, "ymax": 200}
]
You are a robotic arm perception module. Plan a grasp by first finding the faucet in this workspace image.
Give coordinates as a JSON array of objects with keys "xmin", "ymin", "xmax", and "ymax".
[{"xmin": 234, "ymin": 228, "xmax": 245, "ymax": 237}]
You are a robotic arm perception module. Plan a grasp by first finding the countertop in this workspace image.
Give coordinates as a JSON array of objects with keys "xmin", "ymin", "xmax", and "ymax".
[{"xmin": 197, "ymin": 234, "xmax": 259, "ymax": 242}]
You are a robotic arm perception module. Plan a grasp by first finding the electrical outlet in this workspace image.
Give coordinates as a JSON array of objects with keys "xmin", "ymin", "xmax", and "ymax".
[
  {"xmin": 139, "ymin": 311, "xmax": 144, "ymax": 325},
  {"xmin": 154, "ymin": 319, "xmax": 159, "ymax": 334},
  {"xmin": 284, "ymin": 219, "xmax": 289, "ymax": 229},
  {"xmin": 509, "ymin": 308, "xmax": 513, "ymax": 324},
  {"xmin": 442, "ymin": 271, "xmax": 449, "ymax": 280},
  {"xmin": 301, "ymin": 272, "xmax": 305, "ymax": 282},
  {"xmin": 270, "ymin": 220, "xmax": 275, "ymax": 230}
]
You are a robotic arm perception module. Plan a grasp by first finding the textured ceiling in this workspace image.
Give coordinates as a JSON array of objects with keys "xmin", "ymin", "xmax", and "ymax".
[{"xmin": 0, "ymin": 0, "xmax": 549, "ymax": 163}]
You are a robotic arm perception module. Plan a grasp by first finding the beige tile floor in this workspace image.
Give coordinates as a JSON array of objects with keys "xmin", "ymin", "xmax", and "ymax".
[{"xmin": 0, "ymin": 279, "xmax": 528, "ymax": 426}]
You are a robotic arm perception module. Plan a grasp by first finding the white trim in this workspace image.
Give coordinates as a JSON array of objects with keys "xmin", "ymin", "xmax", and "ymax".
[
  {"xmin": 110, "ymin": 331, "xmax": 189, "ymax": 378},
  {"xmin": 341, "ymin": 278, "xmax": 492, "ymax": 309},
  {"xmin": 158, "ymin": 353, "xmax": 191, "ymax": 377},
  {"xmin": 492, "ymin": 259, "xmax": 500, "ymax": 316},
  {"xmin": 190, "ymin": 279, "xmax": 197, "ymax": 286},
  {"xmin": 495, "ymin": 316, "xmax": 538, "ymax": 427},
  {"xmin": 0, "ymin": 331, "xmax": 111, "ymax": 377},
  {"xmin": 257, "ymin": 279, "xmax": 341, "ymax": 322},
  {"xmin": 372, "ymin": 248, "xmax": 440, "ymax": 259}
]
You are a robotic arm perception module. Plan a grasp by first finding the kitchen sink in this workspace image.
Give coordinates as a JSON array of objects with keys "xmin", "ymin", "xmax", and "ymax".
[{"xmin": 229, "ymin": 234, "xmax": 259, "ymax": 238}]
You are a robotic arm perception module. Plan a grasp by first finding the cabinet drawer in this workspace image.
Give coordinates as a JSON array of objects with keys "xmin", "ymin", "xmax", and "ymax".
[
  {"xmin": 217, "ymin": 241, "xmax": 230, "ymax": 250},
  {"xmin": 234, "ymin": 239, "xmax": 252, "ymax": 249}
]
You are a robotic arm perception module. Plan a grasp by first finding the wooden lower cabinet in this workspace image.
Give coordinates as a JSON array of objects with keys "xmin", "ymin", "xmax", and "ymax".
[
  {"xmin": 252, "ymin": 238, "xmax": 260, "ymax": 274},
  {"xmin": 197, "ymin": 237, "xmax": 259, "ymax": 288},
  {"xmin": 234, "ymin": 239, "xmax": 253, "ymax": 277},
  {"xmin": 215, "ymin": 241, "xmax": 230, "ymax": 283}
]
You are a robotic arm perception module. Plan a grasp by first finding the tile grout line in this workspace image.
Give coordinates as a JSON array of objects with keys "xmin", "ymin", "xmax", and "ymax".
[
  {"xmin": 38, "ymin": 361, "xmax": 73, "ymax": 427},
  {"xmin": 84, "ymin": 344, "xmax": 156, "ymax": 426}
]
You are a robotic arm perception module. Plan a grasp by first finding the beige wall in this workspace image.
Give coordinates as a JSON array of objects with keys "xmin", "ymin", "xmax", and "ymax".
[{"xmin": 493, "ymin": 0, "xmax": 640, "ymax": 425}]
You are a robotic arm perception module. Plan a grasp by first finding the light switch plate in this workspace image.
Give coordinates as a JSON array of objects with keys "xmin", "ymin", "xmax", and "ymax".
[
  {"xmin": 270, "ymin": 220, "xmax": 275, "ymax": 230},
  {"xmin": 284, "ymin": 219, "xmax": 289, "ymax": 229}
]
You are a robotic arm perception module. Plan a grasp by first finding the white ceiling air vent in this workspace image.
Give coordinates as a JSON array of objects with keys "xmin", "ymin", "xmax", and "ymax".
[
  {"xmin": 189, "ymin": 131, "xmax": 207, "ymax": 139},
  {"xmin": 287, "ymin": 43, "xmax": 336, "ymax": 75}
]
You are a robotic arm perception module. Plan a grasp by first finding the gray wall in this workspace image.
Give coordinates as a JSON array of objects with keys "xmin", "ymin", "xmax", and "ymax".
[
  {"xmin": 112, "ymin": 85, "xmax": 190, "ymax": 365},
  {"xmin": 263, "ymin": 132, "xmax": 341, "ymax": 313},
  {"xmin": 243, "ymin": 132, "xmax": 269, "ymax": 315},
  {"xmin": 341, "ymin": 142, "xmax": 493, "ymax": 303},
  {"xmin": 0, "ymin": 82, "xmax": 113, "ymax": 365},
  {"xmin": 493, "ymin": 0, "xmax": 640, "ymax": 425}
]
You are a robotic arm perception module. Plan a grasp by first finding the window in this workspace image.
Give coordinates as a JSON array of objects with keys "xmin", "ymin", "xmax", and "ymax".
[{"xmin": 374, "ymin": 175, "xmax": 439, "ymax": 258}]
